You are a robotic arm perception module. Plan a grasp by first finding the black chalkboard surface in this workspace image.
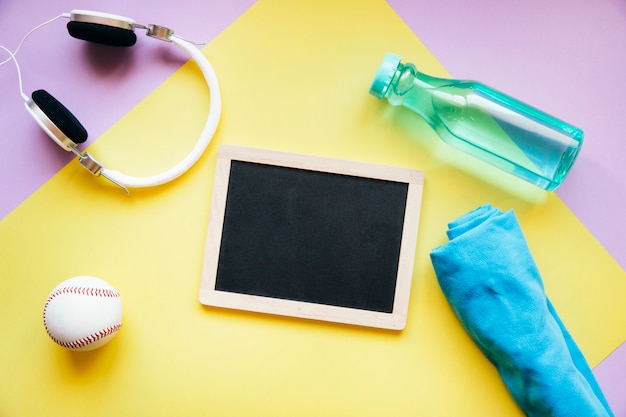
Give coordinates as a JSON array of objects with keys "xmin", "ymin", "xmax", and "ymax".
[{"xmin": 200, "ymin": 146, "xmax": 424, "ymax": 330}]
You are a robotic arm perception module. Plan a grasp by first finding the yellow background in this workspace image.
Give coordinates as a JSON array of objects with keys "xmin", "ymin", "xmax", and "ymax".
[{"xmin": 1, "ymin": 0, "xmax": 624, "ymax": 415}]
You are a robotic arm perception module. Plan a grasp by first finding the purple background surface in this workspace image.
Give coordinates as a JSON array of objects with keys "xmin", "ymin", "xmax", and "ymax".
[
  {"xmin": 388, "ymin": 0, "xmax": 626, "ymax": 272},
  {"xmin": 594, "ymin": 342, "xmax": 626, "ymax": 417},
  {"xmin": 1, "ymin": 0, "xmax": 624, "ymax": 414}
]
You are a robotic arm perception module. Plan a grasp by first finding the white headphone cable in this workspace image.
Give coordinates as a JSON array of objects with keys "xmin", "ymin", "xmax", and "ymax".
[{"xmin": 0, "ymin": 14, "xmax": 67, "ymax": 66}]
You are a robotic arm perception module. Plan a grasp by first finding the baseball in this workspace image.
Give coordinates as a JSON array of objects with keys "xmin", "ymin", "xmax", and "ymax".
[{"xmin": 43, "ymin": 276, "xmax": 123, "ymax": 351}]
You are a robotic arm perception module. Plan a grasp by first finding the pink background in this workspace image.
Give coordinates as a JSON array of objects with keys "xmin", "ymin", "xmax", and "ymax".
[
  {"xmin": 388, "ymin": 0, "xmax": 626, "ymax": 272},
  {"xmin": 1, "ymin": 0, "xmax": 624, "ymax": 414}
]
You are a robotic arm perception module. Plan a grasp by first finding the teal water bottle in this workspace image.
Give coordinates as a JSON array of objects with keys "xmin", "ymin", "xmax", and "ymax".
[{"xmin": 369, "ymin": 53, "xmax": 583, "ymax": 191}]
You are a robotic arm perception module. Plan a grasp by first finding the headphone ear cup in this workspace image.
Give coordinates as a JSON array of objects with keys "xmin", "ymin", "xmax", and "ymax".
[
  {"xmin": 67, "ymin": 21, "xmax": 137, "ymax": 47},
  {"xmin": 31, "ymin": 90, "xmax": 88, "ymax": 145}
]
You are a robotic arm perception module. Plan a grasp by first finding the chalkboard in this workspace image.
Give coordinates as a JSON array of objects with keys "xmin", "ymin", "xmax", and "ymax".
[{"xmin": 200, "ymin": 146, "xmax": 424, "ymax": 330}]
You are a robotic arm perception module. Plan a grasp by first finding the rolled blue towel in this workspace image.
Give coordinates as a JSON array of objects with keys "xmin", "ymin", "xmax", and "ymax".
[{"xmin": 430, "ymin": 204, "xmax": 613, "ymax": 417}]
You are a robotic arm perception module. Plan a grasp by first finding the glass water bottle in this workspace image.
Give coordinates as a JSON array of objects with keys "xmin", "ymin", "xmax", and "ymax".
[{"xmin": 369, "ymin": 53, "xmax": 583, "ymax": 191}]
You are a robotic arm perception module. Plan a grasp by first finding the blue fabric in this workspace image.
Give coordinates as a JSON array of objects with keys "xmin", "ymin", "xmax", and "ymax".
[{"xmin": 430, "ymin": 204, "xmax": 613, "ymax": 417}]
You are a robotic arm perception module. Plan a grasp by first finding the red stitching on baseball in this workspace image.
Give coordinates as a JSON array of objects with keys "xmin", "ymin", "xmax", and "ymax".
[
  {"xmin": 44, "ymin": 322, "xmax": 122, "ymax": 350},
  {"xmin": 43, "ymin": 286, "xmax": 120, "ymax": 312},
  {"xmin": 46, "ymin": 286, "xmax": 120, "ymax": 303},
  {"xmin": 43, "ymin": 284, "xmax": 122, "ymax": 349}
]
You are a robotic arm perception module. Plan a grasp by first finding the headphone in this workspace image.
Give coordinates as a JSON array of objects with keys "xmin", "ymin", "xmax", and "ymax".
[{"xmin": 3, "ymin": 10, "xmax": 221, "ymax": 194}]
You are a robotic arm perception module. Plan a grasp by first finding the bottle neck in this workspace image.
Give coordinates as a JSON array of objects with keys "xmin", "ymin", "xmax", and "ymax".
[{"xmin": 385, "ymin": 63, "xmax": 445, "ymax": 126}]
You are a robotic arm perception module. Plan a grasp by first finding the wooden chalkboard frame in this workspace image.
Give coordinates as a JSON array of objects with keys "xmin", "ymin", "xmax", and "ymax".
[{"xmin": 199, "ymin": 146, "xmax": 424, "ymax": 330}]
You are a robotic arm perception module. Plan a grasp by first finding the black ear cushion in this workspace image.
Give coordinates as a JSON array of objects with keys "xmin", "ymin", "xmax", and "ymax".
[
  {"xmin": 67, "ymin": 21, "xmax": 137, "ymax": 47},
  {"xmin": 32, "ymin": 90, "xmax": 88, "ymax": 144}
]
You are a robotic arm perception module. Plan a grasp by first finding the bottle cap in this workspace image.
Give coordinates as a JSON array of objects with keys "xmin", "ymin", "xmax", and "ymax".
[{"xmin": 369, "ymin": 53, "xmax": 401, "ymax": 99}]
